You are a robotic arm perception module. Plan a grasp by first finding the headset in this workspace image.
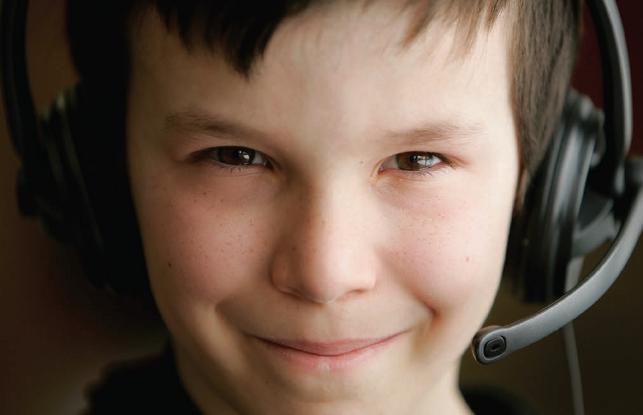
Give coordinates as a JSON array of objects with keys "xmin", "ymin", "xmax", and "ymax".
[
  {"xmin": 472, "ymin": 0, "xmax": 643, "ymax": 365},
  {"xmin": 1, "ymin": 0, "xmax": 151, "ymax": 300},
  {"xmin": 1, "ymin": 0, "xmax": 642, "ymax": 383}
]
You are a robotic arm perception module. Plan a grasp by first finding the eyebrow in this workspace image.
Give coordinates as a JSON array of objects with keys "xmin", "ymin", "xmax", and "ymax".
[
  {"xmin": 383, "ymin": 119, "xmax": 482, "ymax": 146},
  {"xmin": 165, "ymin": 110, "xmax": 273, "ymax": 143},
  {"xmin": 165, "ymin": 109, "xmax": 483, "ymax": 146}
]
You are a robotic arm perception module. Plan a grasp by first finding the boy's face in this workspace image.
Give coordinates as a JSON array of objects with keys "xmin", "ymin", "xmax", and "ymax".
[{"xmin": 128, "ymin": 2, "xmax": 519, "ymax": 413}]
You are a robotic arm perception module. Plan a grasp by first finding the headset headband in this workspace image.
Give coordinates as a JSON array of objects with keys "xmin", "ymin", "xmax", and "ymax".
[
  {"xmin": 585, "ymin": 0, "xmax": 632, "ymax": 194},
  {"xmin": 1, "ymin": 0, "xmax": 35, "ymax": 159}
]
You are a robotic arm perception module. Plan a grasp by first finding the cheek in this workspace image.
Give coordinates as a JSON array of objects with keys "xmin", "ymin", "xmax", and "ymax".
[
  {"xmin": 384, "ymin": 179, "xmax": 513, "ymax": 316},
  {"xmin": 132, "ymin": 171, "xmax": 277, "ymax": 317}
]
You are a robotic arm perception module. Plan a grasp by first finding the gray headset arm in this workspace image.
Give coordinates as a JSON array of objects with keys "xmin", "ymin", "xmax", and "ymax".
[{"xmin": 473, "ymin": 158, "xmax": 643, "ymax": 364}]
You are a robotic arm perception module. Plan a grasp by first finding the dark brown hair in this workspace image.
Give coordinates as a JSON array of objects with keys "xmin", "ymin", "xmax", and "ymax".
[{"xmin": 66, "ymin": 0, "xmax": 581, "ymax": 187}]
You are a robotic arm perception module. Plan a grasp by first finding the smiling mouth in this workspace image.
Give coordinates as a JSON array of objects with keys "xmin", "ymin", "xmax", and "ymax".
[
  {"xmin": 258, "ymin": 334, "xmax": 402, "ymax": 356},
  {"xmin": 251, "ymin": 331, "xmax": 405, "ymax": 371}
]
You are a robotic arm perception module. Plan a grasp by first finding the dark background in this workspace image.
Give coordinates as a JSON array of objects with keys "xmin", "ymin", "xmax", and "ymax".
[{"xmin": 1, "ymin": 1, "xmax": 641, "ymax": 414}]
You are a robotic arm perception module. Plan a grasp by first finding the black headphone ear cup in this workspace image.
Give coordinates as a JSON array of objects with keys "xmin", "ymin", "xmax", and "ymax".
[
  {"xmin": 509, "ymin": 89, "xmax": 603, "ymax": 302},
  {"xmin": 21, "ymin": 87, "xmax": 88, "ymax": 245},
  {"xmin": 38, "ymin": 87, "xmax": 103, "ymax": 250},
  {"xmin": 36, "ymin": 84, "xmax": 151, "ymax": 299}
]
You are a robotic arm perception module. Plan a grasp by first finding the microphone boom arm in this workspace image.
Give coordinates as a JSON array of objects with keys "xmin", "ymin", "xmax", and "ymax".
[{"xmin": 473, "ymin": 159, "xmax": 643, "ymax": 364}]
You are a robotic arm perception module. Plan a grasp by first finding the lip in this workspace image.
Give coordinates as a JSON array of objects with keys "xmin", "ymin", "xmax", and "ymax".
[
  {"xmin": 252, "ymin": 332, "xmax": 405, "ymax": 371},
  {"xmin": 261, "ymin": 335, "xmax": 400, "ymax": 355}
]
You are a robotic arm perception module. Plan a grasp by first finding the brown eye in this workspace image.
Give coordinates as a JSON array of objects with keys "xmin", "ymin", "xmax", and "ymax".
[
  {"xmin": 395, "ymin": 152, "xmax": 441, "ymax": 171},
  {"xmin": 194, "ymin": 146, "xmax": 270, "ymax": 172},
  {"xmin": 216, "ymin": 147, "xmax": 258, "ymax": 166}
]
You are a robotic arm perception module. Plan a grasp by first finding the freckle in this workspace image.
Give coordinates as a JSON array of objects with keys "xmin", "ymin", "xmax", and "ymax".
[
  {"xmin": 167, "ymin": 261, "xmax": 172, "ymax": 268},
  {"xmin": 465, "ymin": 256, "xmax": 470, "ymax": 262},
  {"xmin": 202, "ymin": 191, "xmax": 207, "ymax": 196}
]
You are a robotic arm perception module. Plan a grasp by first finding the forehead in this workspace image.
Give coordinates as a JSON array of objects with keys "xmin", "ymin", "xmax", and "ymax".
[{"xmin": 128, "ymin": 2, "xmax": 513, "ymax": 147}]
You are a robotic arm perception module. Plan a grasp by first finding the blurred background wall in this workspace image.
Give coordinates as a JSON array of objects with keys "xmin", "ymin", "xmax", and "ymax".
[{"xmin": 0, "ymin": 1, "xmax": 641, "ymax": 414}]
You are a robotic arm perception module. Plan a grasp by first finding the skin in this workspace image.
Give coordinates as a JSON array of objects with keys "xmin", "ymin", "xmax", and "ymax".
[{"xmin": 127, "ymin": 2, "xmax": 519, "ymax": 414}]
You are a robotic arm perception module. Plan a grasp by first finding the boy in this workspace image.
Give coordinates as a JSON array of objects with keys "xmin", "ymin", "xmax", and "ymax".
[{"xmin": 64, "ymin": 0, "xmax": 579, "ymax": 413}]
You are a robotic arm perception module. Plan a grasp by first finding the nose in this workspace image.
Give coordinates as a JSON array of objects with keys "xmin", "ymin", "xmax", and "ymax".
[{"xmin": 269, "ymin": 184, "xmax": 378, "ymax": 304}]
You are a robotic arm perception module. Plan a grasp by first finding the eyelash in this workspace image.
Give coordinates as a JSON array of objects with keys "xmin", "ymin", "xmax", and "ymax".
[
  {"xmin": 194, "ymin": 147, "xmax": 271, "ymax": 173},
  {"xmin": 194, "ymin": 146, "xmax": 451, "ymax": 177}
]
